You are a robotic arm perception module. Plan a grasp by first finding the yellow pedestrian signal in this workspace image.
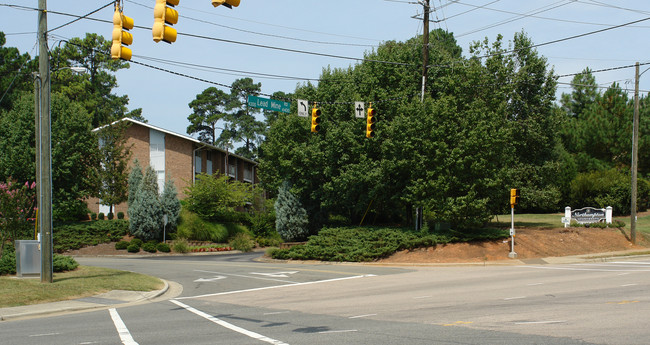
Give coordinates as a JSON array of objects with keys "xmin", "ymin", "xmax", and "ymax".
[
  {"xmin": 366, "ymin": 106, "xmax": 376, "ymax": 138},
  {"xmin": 311, "ymin": 107, "xmax": 321, "ymax": 133},
  {"xmin": 111, "ymin": 7, "xmax": 134, "ymax": 60},
  {"xmin": 153, "ymin": 0, "xmax": 179, "ymax": 43},
  {"xmin": 510, "ymin": 188, "xmax": 520, "ymax": 208},
  {"xmin": 212, "ymin": 0, "xmax": 240, "ymax": 8}
]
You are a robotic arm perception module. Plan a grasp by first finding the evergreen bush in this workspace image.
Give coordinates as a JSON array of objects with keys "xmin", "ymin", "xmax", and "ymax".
[
  {"xmin": 115, "ymin": 241, "xmax": 129, "ymax": 250},
  {"xmin": 53, "ymin": 254, "xmax": 79, "ymax": 272},
  {"xmin": 127, "ymin": 243, "xmax": 140, "ymax": 253},
  {"xmin": 157, "ymin": 242, "xmax": 171, "ymax": 253},
  {"xmin": 129, "ymin": 166, "xmax": 163, "ymax": 241},
  {"xmin": 142, "ymin": 242, "xmax": 157, "ymax": 253},
  {"xmin": 107, "ymin": 212, "xmax": 114, "ymax": 220},
  {"xmin": 117, "ymin": 212, "xmax": 125, "ymax": 219},
  {"xmin": 274, "ymin": 181, "xmax": 309, "ymax": 241}
]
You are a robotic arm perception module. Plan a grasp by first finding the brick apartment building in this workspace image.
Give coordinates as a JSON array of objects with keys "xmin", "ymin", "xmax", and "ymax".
[{"xmin": 86, "ymin": 118, "xmax": 259, "ymax": 217}]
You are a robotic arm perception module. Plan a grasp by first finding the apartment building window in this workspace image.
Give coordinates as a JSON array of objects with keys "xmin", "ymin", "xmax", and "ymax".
[
  {"xmin": 206, "ymin": 151, "xmax": 213, "ymax": 175},
  {"xmin": 243, "ymin": 165, "xmax": 253, "ymax": 182},
  {"xmin": 228, "ymin": 162, "xmax": 237, "ymax": 179}
]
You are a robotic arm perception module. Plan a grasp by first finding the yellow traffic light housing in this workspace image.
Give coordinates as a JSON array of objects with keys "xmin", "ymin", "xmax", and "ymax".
[
  {"xmin": 510, "ymin": 188, "xmax": 520, "ymax": 208},
  {"xmin": 153, "ymin": 0, "xmax": 179, "ymax": 43},
  {"xmin": 311, "ymin": 107, "xmax": 321, "ymax": 133},
  {"xmin": 111, "ymin": 7, "xmax": 134, "ymax": 60},
  {"xmin": 366, "ymin": 106, "xmax": 376, "ymax": 138},
  {"xmin": 212, "ymin": 0, "xmax": 240, "ymax": 8}
]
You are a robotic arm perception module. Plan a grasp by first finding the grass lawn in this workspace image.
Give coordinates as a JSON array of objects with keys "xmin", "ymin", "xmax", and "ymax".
[
  {"xmin": 0, "ymin": 266, "xmax": 164, "ymax": 308},
  {"xmin": 490, "ymin": 212, "xmax": 650, "ymax": 234}
]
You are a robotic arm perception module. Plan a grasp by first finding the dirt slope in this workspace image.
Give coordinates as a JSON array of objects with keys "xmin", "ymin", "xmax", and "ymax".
[{"xmin": 380, "ymin": 227, "xmax": 649, "ymax": 264}]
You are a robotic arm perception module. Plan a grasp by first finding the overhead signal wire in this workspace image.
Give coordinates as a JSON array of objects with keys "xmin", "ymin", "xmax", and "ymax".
[
  {"xmin": 125, "ymin": 0, "xmax": 376, "ymax": 48},
  {"xmin": 3, "ymin": 4, "xmax": 415, "ymax": 68},
  {"xmin": 448, "ymin": 0, "xmax": 650, "ymax": 28},
  {"xmin": 47, "ymin": 1, "xmax": 114, "ymax": 33},
  {"xmin": 456, "ymin": 0, "xmax": 575, "ymax": 38}
]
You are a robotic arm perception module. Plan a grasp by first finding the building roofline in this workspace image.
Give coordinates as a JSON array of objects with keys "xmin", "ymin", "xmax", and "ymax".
[{"xmin": 93, "ymin": 117, "xmax": 258, "ymax": 165}]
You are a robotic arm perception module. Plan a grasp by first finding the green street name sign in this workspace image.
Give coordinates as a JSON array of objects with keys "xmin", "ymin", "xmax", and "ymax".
[{"xmin": 247, "ymin": 95, "xmax": 290, "ymax": 113}]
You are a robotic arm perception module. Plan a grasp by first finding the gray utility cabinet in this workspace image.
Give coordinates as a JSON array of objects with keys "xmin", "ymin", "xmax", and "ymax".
[{"xmin": 15, "ymin": 240, "xmax": 41, "ymax": 277}]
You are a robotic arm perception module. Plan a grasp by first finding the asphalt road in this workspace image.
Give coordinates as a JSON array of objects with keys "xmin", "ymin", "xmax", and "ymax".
[{"xmin": 2, "ymin": 253, "xmax": 650, "ymax": 344}]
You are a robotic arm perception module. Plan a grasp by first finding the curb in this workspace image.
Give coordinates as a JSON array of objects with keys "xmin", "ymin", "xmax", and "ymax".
[{"xmin": 0, "ymin": 279, "xmax": 170, "ymax": 322}]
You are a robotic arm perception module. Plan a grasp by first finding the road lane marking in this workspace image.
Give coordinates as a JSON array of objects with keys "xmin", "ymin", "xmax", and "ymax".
[
  {"xmin": 194, "ymin": 270, "xmax": 300, "ymax": 284},
  {"xmin": 518, "ymin": 266, "xmax": 650, "ymax": 272},
  {"xmin": 621, "ymin": 284, "xmax": 638, "ymax": 287},
  {"xmin": 177, "ymin": 274, "xmax": 376, "ymax": 300},
  {"xmin": 171, "ymin": 300, "xmax": 289, "ymax": 345},
  {"xmin": 109, "ymin": 308, "xmax": 138, "ymax": 345},
  {"xmin": 251, "ymin": 271, "xmax": 299, "ymax": 278},
  {"xmin": 349, "ymin": 314, "xmax": 377, "ymax": 319},
  {"xmin": 319, "ymin": 329, "xmax": 358, "ymax": 334},
  {"xmin": 29, "ymin": 332, "xmax": 61, "ymax": 337},
  {"xmin": 503, "ymin": 296, "xmax": 527, "ymax": 300},
  {"xmin": 527, "ymin": 283, "xmax": 544, "ymax": 286},
  {"xmin": 515, "ymin": 320, "xmax": 566, "ymax": 325},
  {"xmin": 443, "ymin": 321, "xmax": 473, "ymax": 326}
]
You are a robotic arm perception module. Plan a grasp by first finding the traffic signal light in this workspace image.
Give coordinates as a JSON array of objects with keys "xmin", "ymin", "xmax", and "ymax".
[
  {"xmin": 153, "ymin": 0, "xmax": 179, "ymax": 43},
  {"xmin": 212, "ymin": 0, "xmax": 240, "ymax": 8},
  {"xmin": 111, "ymin": 7, "xmax": 134, "ymax": 60},
  {"xmin": 510, "ymin": 188, "xmax": 520, "ymax": 208},
  {"xmin": 366, "ymin": 106, "xmax": 376, "ymax": 138},
  {"xmin": 311, "ymin": 107, "xmax": 321, "ymax": 133}
]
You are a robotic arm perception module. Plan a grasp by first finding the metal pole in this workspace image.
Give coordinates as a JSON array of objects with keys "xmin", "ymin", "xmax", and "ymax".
[
  {"xmin": 33, "ymin": 74, "xmax": 41, "ymax": 242},
  {"xmin": 38, "ymin": 0, "xmax": 53, "ymax": 283},
  {"xmin": 509, "ymin": 206, "xmax": 517, "ymax": 258},
  {"xmin": 631, "ymin": 62, "xmax": 640, "ymax": 244}
]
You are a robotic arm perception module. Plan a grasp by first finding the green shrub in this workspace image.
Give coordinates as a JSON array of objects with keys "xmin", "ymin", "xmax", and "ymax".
[
  {"xmin": 130, "ymin": 238, "xmax": 143, "ymax": 248},
  {"xmin": 98, "ymin": 212, "xmax": 105, "ymax": 220},
  {"xmin": 115, "ymin": 241, "xmax": 129, "ymax": 250},
  {"xmin": 107, "ymin": 212, "xmax": 114, "ymax": 220},
  {"xmin": 157, "ymin": 242, "xmax": 171, "ymax": 253},
  {"xmin": 127, "ymin": 243, "xmax": 140, "ymax": 253},
  {"xmin": 570, "ymin": 168, "xmax": 650, "ymax": 216},
  {"xmin": 53, "ymin": 254, "xmax": 79, "ymax": 272},
  {"xmin": 54, "ymin": 220, "xmax": 129, "ymax": 253},
  {"xmin": 90, "ymin": 212, "xmax": 97, "ymax": 220},
  {"xmin": 230, "ymin": 233, "xmax": 254, "ymax": 252},
  {"xmin": 142, "ymin": 242, "xmax": 157, "ymax": 253},
  {"xmin": 176, "ymin": 209, "xmax": 236, "ymax": 242},
  {"xmin": 0, "ymin": 247, "xmax": 16, "ymax": 276},
  {"xmin": 270, "ymin": 226, "xmax": 508, "ymax": 262},
  {"xmin": 172, "ymin": 238, "xmax": 189, "ymax": 253},
  {"xmin": 117, "ymin": 212, "xmax": 125, "ymax": 219}
]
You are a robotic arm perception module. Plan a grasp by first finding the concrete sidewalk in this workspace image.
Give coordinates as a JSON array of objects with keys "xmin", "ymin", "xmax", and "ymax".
[{"xmin": 0, "ymin": 279, "xmax": 171, "ymax": 322}]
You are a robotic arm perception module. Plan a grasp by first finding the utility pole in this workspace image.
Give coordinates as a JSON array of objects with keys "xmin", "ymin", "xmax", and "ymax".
[
  {"xmin": 631, "ymin": 62, "xmax": 640, "ymax": 244},
  {"xmin": 415, "ymin": 0, "xmax": 430, "ymax": 230},
  {"xmin": 420, "ymin": 0, "xmax": 430, "ymax": 102},
  {"xmin": 38, "ymin": 0, "xmax": 53, "ymax": 283}
]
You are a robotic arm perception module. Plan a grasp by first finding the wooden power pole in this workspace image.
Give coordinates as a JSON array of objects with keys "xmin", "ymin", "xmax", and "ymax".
[
  {"xmin": 38, "ymin": 0, "xmax": 53, "ymax": 283},
  {"xmin": 420, "ymin": 0, "xmax": 430, "ymax": 102}
]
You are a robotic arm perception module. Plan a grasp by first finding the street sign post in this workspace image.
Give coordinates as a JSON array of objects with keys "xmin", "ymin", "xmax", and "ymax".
[{"xmin": 247, "ymin": 95, "xmax": 290, "ymax": 113}]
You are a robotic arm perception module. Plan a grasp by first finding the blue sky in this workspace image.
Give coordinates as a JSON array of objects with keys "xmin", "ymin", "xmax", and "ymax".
[{"xmin": 2, "ymin": 1, "xmax": 649, "ymax": 137}]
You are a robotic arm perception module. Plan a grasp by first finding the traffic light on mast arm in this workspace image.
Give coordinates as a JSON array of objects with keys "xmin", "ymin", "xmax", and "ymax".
[
  {"xmin": 212, "ymin": 0, "xmax": 240, "ymax": 8},
  {"xmin": 366, "ymin": 105, "xmax": 376, "ymax": 138},
  {"xmin": 111, "ymin": 7, "xmax": 134, "ymax": 60},
  {"xmin": 153, "ymin": 0, "xmax": 179, "ymax": 43},
  {"xmin": 510, "ymin": 188, "xmax": 520, "ymax": 208},
  {"xmin": 311, "ymin": 106, "xmax": 321, "ymax": 133}
]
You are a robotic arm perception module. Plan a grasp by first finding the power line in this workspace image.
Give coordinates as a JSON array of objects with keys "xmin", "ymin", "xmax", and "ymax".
[
  {"xmin": 124, "ymin": 0, "xmax": 377, "ymax": 48},
  {"xmin": 47, "ymin": 1, "xmax": 114, "ymax": 33}
]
